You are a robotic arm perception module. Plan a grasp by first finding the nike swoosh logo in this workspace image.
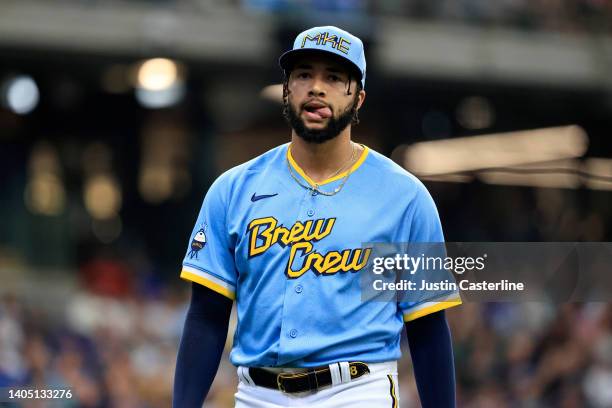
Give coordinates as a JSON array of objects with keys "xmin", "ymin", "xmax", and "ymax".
[{"xmin": 251, "ymin": 193, "xmax": 278, "ymax": 202}]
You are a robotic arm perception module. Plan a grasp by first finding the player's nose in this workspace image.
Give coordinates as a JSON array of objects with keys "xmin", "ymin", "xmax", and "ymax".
[{"xmin": 308, "ymin": 74, "xmax": 326, "ymax": 97}]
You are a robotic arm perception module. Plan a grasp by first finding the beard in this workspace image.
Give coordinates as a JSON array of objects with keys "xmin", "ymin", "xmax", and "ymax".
[{"xmin": 285, "ymin": 95, "xmax": 358, "ymax": 144}]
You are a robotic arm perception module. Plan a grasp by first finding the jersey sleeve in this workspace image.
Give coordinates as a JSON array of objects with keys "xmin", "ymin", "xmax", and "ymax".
[
  {"xmin": 180, "ymin": 174, "xmax": 237, "ymax": 300},
  {"xmin": 398, "ymin": 182, "xmax": 462, "ymax": 322}
]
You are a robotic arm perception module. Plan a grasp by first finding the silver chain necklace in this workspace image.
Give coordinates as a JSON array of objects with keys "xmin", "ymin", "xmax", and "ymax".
[{"xmin": 286, "ymin": 142, "xmax": 357, "ymax": 196}]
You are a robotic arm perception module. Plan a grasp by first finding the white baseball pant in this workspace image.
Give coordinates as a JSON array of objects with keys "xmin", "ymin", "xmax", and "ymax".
[{"xmin": 234, "ymin": 361, "xmax": 399, "ymax": 407}]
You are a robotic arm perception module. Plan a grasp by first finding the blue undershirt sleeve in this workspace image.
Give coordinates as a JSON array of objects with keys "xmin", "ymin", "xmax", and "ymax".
[
  {"xmin": 405, "ymin": 310, "xmax": 456, "ymax": 408},
  {"xmin": 173, "ymin": 283, "xmax": 233, "ymax": 408}
]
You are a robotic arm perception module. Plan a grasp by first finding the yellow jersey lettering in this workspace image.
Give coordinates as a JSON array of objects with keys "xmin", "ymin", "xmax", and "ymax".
[
  {"xmin": 312, "ymin": 218, "xmax": 335, "ymax": 241},
  {"xmin": 321, "ymin": 251, "xmax": 343, "ymax": 274},
  {"xmin": 248, "ymin": 217, "xmax": 277, "ymax": 256},
  {"xmin": 273, "ymin": 225, "xmax": 291, "ymax": 247},
  {"xmin": 339, "ymin": 250, "xmax": 353, "ymax": 272},
  {"xmin": 287, "ymin": 241, "xmax": 314, "ymax": 278},
  {"xmin": 347, "ymin": 248, "xmax": 371, "ymax": 271},
  {"xmin": 288, "ymin": 222, "xmax": 305, "ymax": 243},
  {"xmin": 247, "ymin": 216, "xmax": 371, "ymax": 277}
]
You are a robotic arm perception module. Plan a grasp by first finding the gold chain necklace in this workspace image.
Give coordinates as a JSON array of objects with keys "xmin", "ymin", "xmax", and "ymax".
[{"xmin": 286, "ymin": 142, "xmax": 357, "ymax": 196}]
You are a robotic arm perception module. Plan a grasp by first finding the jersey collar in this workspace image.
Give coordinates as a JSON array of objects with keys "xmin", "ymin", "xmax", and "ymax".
[{"xmin": 286, "ymin": 143, "xmax": 370, "ymax": 187}]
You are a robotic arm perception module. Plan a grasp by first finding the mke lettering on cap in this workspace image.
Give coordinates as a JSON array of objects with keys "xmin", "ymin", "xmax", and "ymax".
[{"xmin": 301, "ymin": 32, "xmax": 351, "ymax": 55}]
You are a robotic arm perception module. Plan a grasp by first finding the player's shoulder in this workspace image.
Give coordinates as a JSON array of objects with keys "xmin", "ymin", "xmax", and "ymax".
[{"xmin": 363, "ymin": 146, "xmax": 430, "ymax": 195}]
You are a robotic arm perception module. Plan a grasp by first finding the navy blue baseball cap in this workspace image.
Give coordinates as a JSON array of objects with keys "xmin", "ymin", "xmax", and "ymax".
[{"xmin": 279, "ymin": 26, "xmax": 366, "ymax": 89}]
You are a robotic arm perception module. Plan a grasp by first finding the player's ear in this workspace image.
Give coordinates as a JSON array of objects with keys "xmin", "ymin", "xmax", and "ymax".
[{"xmin": 356, "ymin": 89, "xmax": 366, "ymax": 110}]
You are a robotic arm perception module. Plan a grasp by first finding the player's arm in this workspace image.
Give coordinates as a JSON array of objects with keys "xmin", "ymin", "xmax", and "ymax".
[
  {"xmin": 405, "ymin": 310, "xmax": 456, "ymax": 408},
  {"xmin": 400, "ymin": 181, "xmax": 459, "ymax": 406},
  {"xmin": 173, "ymin": 282, "xmax": 232, "ymax": 408}
]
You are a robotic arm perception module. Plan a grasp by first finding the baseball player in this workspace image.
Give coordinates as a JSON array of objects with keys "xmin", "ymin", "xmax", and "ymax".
[{"xmin": 174, "ymin": 26, "xmax": 462, "ymax": 407}]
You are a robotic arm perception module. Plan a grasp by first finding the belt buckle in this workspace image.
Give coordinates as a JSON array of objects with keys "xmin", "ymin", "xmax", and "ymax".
[{"xmin": 276, "ymin": 373, "xmax": 288, "ymax": 393}]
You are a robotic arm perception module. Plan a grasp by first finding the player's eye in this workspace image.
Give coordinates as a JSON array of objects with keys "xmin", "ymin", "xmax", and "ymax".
[
  {"xmin": 296, "ymin": 72, "xmax": 310, "ymax": 79},
  {"xmin": 329, "ymin": 75, "xmax": 341, "ymax": 82}
]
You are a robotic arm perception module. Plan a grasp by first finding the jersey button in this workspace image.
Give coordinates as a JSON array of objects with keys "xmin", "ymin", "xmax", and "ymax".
[
  {"xmin": 307, "ymin": 209, "xmax": 315, "ymax": 217},
  {"xmin": 289, "ymin": 329, "xmax": 298, "ymax": 338},
  {"xmin": 295, "ymin": 284, "xmax": 303, "ymax": 293}
]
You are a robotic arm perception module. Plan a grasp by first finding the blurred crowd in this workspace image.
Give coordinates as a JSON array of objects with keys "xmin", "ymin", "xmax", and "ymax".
[
  {"xmin": 1, "ymin": 267, "xmax": 611, "ymax": 407},
  {"xmin": 446, "ymin": 302, "xmax": 612, "ymax": 408},
  {"xmin": 207, "ymin": 0, "xmax": 612, "ymax": 34},
  {"xmin": 0, "ymin": 252, "xmax": 188, "ymax": 407},
  {"xmin": 243, "ymin": 0, "xmax": 612, "ymax": 34},
  {"xmin": 40, "ymin": 0, "xmax": 612, "ymax": 34},
  {"xmin": 388, "ymin": 0, "xmax": 612, "ymax": 34},
  {"xmin": 1, "ymin": 292, "xmax": 611, "ymax": 407}
]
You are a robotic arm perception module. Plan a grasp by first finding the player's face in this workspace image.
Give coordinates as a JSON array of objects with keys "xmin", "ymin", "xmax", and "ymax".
[{"xmin": 286, "ymin": 55, "xmax": 365, "ymax": 144}]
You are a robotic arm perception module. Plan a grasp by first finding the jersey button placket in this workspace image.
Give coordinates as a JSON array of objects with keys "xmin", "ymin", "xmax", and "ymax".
[{"xmin": 277, "ymin": 189, "xmax": 316, "ymax": 362}]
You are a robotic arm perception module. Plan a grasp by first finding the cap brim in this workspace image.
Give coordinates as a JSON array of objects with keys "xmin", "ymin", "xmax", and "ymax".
[{"xmin": 279, "ymin": 48, "xmax": 362, "ymax": 82}]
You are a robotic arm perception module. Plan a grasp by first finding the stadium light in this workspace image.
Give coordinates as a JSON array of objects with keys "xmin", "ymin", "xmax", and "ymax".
[
  {"xmin": 2, "ymin": 75, "xmax": 40, "ymax": 115},
  {"xmin": 398, "ymin": 127, "xmax": 612, "ymax": 190},
  {"xmin": 135, "ymin": 86, "xmax": 185, "ymax": 109},
  {"xmin": 477, "ymin": 159, "xmax": 581, "ymax": 189},
  {"xmin": 403, "ymin": 125, "xmax": 588, "ymax": 176},
  {"xmin": 84, "ymin": 174, "xmax": 122, "ymax": 220},
  {"xmin": 584, "ymin": 158, "xmax": 612, "ymax": 191},
  {"xmin": 134, "ymin": 58, "xmax": 185, "ymax": 109},
  {"xmin": 23, "ymin": 143, "xmax": 66, "ymax": 216},
  {"xmin": 137, "ymin": 58, "xmax": 178, "ymax": 91},
  {"xmin": 24, "ymin": 174, "xmax": 66, "ymax": 216}
]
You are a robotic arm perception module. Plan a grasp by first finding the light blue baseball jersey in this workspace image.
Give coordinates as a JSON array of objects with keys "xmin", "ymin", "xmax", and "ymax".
[{"xmin": 180, "ymin": 143, "xmax": 461, "ymax": 368}]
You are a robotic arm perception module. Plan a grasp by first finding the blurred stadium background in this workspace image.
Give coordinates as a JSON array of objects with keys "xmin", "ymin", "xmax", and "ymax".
[{"xmin": 1, "ymin": 0, "xmax": 612, "ymax": 407}]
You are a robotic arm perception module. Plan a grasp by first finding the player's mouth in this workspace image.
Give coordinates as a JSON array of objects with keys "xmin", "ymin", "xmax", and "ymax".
[{"xmin": 302, "ymin": 101, "xmax": 332, "ymax": 121}]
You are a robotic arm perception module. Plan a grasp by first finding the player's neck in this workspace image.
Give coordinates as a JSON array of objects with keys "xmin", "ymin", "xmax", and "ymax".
[{"xmin": 289, "ymin": 130, "xmax": 361, "ymax": 183}]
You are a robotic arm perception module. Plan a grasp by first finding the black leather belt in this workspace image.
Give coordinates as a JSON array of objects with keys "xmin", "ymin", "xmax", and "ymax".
[{"xmin": 248, "ymin": 362, "xmax": 370, "ymax": 394}]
